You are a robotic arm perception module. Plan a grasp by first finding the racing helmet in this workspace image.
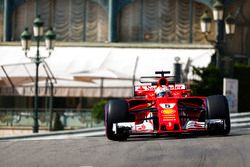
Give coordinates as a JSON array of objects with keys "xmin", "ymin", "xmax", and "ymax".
[{"xmin": 155, "ymin": 85, "xmax": 170, "ymax": 97}]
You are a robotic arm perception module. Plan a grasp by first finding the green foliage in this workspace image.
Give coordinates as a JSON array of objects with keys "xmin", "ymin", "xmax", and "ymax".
[
  {"xmin": 53, "ymin": 112, "xmax": 64, "ymax": 131},
  {"xmin": 190, "ymin": 64, "xmax": 250, "ymax": 112},
  {"xmin": 191, "ymin": 64, "xmax": 223, "ymax": 96},
  {"xmin": 92, "ymin": 99, "xmax": 107, "ymax": 123}
]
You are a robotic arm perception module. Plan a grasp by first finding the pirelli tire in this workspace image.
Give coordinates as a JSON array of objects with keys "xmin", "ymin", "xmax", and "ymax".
[
  {"xmin": 105, "ymin": 99, "xmax": 129, "ymax": 141},
  {"xmin": 206, "ymin": 95, "xmax": 231, "ymax": 135}
]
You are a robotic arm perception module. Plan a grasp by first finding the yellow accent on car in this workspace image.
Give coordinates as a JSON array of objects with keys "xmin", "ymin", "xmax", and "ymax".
[{"xmin": 162, "ymin": 109, "xmax": 175, "ymax": 114}]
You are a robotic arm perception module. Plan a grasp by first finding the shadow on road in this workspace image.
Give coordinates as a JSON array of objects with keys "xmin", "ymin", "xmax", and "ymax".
[{"xmin": 118, "ymin": 129, "xmax": 250, "ymax": 142}]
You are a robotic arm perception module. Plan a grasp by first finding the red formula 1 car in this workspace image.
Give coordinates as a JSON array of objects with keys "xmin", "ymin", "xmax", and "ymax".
[{"xmin": 105, "ymin": 71, "xmax": 230, "ymax": 141}]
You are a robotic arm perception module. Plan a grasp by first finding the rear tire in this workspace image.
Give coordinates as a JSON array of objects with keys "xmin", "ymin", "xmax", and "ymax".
[
  {"xmin": 105, "ymin": 99, "xmax": 129, "ymax": 141},
  {"xmin": 206, "ymin": 95, "xmax": 231, "ymax": 135}
]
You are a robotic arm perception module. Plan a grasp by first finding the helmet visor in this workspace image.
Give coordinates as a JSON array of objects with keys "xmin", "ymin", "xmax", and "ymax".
[{"xmin": 157, "ymin": 92, "xmax": 166, "ymax": 97}]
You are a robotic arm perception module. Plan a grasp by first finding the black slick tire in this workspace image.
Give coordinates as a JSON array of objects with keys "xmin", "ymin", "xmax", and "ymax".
[
  {"xmin": 206, "ymin": 95, "xmax": 231, "ymax": 135},
  {"xmin": 105, "ymin": 99, "xmax": 129, "ymax": 141}
]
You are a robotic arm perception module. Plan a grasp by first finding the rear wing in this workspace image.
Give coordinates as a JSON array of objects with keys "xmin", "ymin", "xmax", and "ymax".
[
  {"xmin": 168, "ymin": 84, "xmax": 186, "ymax": 90},
  {"xmin": 134, "ymin": 83, "xmax": 186, "ymax": 97},
  {"xmin": 134, "ymin": 84, "xmax": 157, "ymax": 96}
]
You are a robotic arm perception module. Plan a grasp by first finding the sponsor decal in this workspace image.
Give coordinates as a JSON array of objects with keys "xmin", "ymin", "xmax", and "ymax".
[
  {"xmin": 161, "ymin": 109, "xmax": 175, "ymax": 115},
  {"xmin": 163, "ymin": 119, "xmax": 176, "ymax": 121},
  {"xmin": 136, "ymin": 85, "xmax": 157, "ymax": 91},
  {"xmin": 162, "ymin": 116, "xmax": 176, "ymax": 121},
  {"xmin": 185, "ymin": 121, "xmax": 205, "ymax": 129},
  {"xmin": 163, "ymin": 116, "xmax": 176, "ymax": 119},
  {"xmin": 135, "ymin": 122, "xmax": 154, "ymax": 132},
  {"xmin": 169, "ymin": 84, "xmax": 186, "ymax": 90},
  {"xmin": 160, "ymin": 103, "xmax": 176, "ymax": 109}
]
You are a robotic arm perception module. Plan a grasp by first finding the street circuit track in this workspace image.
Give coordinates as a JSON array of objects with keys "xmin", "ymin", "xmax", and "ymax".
[{"xmin": 0, "ymin": 128, "xmax": 249, "ymax": 167}]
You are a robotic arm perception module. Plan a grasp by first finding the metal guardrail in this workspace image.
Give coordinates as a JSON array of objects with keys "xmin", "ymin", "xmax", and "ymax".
[
  {"xmin": 230, "ymin": 112, "xmax": 250, "ymax": 129},
  {"xmin": 0, "ymin": 108, "xmax": 103, "ymax": 130},
  {"xmin": 0, "ymin": 127, "xmax": 105, "ymax": 141},
  {"xmin": 0, "ymin": 112, "xmax": 249, "ymax": 141}
]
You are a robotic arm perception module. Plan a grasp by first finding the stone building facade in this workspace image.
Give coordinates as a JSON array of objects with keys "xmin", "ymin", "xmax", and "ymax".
[{"xmin": 0, "ymin": 0, "xmax": 249, "ymax": 63}]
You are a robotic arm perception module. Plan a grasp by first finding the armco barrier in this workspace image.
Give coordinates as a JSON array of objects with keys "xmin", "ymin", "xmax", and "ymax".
[
  {"xmin": 0, "ymin": 112, "xmax": 249, "ymax": 140},
  {"xmin": 230, "ymin": 112, "xmax": 250, "ymax": 129},
  {"xmin": 0, "ymin": 127, "xmax": 105, "ymax": 141}
]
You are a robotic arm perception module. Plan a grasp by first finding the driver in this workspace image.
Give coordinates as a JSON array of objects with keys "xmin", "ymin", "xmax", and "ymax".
[{"xmin": 155, "ymin": 85, "xmax": 171, "ymax": 97}]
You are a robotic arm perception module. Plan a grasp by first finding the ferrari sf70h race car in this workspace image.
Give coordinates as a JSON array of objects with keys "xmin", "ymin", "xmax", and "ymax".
[{"xmin": 105, "ymin": 71, "xmax": 230, "ymax": 141}]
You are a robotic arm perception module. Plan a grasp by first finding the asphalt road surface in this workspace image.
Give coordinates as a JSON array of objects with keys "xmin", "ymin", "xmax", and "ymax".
[{"xmin": 0, "ymin": 129, "xmax": 249, "ymax": 167}]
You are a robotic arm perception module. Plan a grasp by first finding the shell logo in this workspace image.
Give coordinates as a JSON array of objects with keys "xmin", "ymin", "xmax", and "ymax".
[{"xmin": 162, "ymin": 109, "xmax": 175, "ymax": 115}]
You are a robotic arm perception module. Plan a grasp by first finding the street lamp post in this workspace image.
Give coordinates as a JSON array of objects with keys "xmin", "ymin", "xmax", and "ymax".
[
  {"xmin": 20, "ymin": 15, "xmax": 56, "ymax": 133},
  {"xmin": 200, "ymin": 0, "xmax": 236, "ymax": 69}
]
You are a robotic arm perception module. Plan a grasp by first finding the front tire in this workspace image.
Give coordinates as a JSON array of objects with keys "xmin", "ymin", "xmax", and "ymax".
[
  {"xmin": 105, "ymin": 99, "xmax": 129, "ymax": 141},
  {"xmin": 206, "ymin": 95, "xmax": 231, "ymax": 135}
]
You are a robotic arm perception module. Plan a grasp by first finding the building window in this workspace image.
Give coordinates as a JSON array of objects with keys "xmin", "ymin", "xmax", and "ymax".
[
  {"xmin": 12, "ymin": 0, "xmax": 108, "ymax": 42},
  {"xmin": 118, "ymin": 0, "xmax": 213, "ymax": 44}
]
